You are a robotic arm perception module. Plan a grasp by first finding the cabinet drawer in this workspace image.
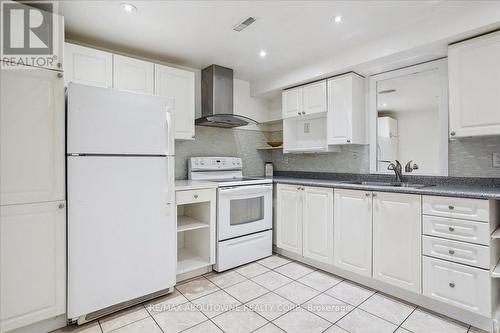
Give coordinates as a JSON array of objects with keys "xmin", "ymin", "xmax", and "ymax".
[
  {"xmin": 423, "ymin": 257, "xmax": 491, "ymax": 316},
  {"xmin": 423, "ymin": 215, "xmax": 490, "ymax": 245},
  {"xmin": 423, "ymin": 196, "xmax": 489, "ymax": 222},
  {"xmin": 422, "ymin": 236, "xmax": 489, "ymax": 269},
  {"xmin": 176, "ymin": 189, "xmax": 214, "ymax": 205}
]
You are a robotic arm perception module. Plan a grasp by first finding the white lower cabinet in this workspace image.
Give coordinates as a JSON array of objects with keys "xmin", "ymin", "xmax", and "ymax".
[
  {"xmin": 333, "ymin": 189, "xmax": 372, "ymax": 277},
  {"xmin": 276, "ymin": 184, "xmax": 333, "ymax": 263},
  {"xmin": 423, "ymin": 256, "xmax": 491, "ymax": 316},
  {"xmin": 0, "ymin": 201, "xmax": 66, "ymax": 332},
  {"xmin": 302, "ymin": 186, "xmax": 333, "ymax": 264},
  {"xmin": 373, "ymin": 192, "xmax": 422, "ymax": 293}
]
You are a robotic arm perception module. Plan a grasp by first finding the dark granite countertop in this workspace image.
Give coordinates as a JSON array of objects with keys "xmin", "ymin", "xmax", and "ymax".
[{"xmin": 271, "ymin": 172, "xmax": 500, "ymax": 200}]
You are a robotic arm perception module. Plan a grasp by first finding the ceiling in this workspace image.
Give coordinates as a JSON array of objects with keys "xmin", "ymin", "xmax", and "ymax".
[{"xmin": 60, "ymin": 1, "xmax": 500, "ymax": 94}]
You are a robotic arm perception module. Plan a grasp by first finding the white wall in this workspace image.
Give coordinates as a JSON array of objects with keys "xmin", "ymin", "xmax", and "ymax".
[{"xmin": 233, "ymin": 78, "xmax": 276, "ymax": 131}]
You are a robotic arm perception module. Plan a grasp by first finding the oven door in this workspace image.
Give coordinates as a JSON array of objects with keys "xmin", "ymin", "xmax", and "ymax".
[{"xmin": 217, "ymin": 184, "xmax": 272, "ymax": 241}]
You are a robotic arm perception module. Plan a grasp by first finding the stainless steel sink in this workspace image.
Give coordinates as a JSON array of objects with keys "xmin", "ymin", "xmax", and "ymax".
[{"xmin": 347, "ymin": 181, "xmax": 432, "ymax": 189}]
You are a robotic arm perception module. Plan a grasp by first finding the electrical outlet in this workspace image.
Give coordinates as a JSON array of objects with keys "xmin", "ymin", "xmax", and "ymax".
[{"xmin": 493, "ymin": 153, "xmax": 500, "ymax": 167}]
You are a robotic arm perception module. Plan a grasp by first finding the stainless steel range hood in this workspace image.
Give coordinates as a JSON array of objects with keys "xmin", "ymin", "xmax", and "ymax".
[{"xmin": 196, "ymin": 65, "xmax": 258, "ymax": 128}]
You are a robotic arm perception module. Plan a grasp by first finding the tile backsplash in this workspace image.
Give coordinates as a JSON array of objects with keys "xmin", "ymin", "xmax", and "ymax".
[{"xmin": 175, "ymin": 128, "xmax": 500, "ymax": 179}]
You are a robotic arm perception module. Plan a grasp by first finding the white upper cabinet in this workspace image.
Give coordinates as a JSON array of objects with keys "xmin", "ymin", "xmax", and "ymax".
[
  {"xmin": 302, "ymin": 186, "xmax": 333, "ymax": 265},
  {"xmin": 276, "ymin": 184, "xmax": 303, "ymax": 255},
  {"xmin": 113, "ymin": 54, "xmax": 154, "ymax": 94},
  {"xmin": 303, "ymin": 81, "xmax": 327, "ymax": 115},
  {"xmin": 327, "ymin": 73, "xmax": 365, "ymax": 145},
  {"xmin": 0, "ymin": 65, "xmax": 65, "ymax": 205},
  {"xmin": 64, "ymin": 43, "xmax": 113, "ymax": 88},
  {"xmin": 1, "ymin": 201, "xmax": 66, "ymax": 332},
  {"xmin": 333, "ymin": 189, "xmax": 372, "ymax": 277},
  {"xmin": 282, "ymin": 87, "xmax": 303, "ymax": 118},
  {"xmin": 372, "ymin": 192, "xmax": 421, "ymax": 293},
  {"xmin": 155, "ymin": 65, "xmax": 195, "ymax": 140},
  {"xmin": 448, "ymin": 31, "xmax": 500, "ymax": 137}
]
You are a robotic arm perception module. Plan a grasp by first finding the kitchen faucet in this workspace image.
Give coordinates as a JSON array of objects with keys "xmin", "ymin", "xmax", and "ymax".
[{"xmin": 387, "ymin": 160, "xmax": 404, "ymax": 183}]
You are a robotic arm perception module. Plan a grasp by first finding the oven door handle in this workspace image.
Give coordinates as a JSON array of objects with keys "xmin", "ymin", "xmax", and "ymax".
[{"xmin": 219, "ymin": 184, "xmax": 272, "ymax": 195}]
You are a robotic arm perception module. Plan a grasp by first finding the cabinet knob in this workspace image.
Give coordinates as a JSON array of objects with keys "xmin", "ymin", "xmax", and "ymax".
[
  {"xmin": 57, "ymin": 73, "xmax": 63, "ymax": 78},
  {"xmin": 372, "ymin": 193, "xmax": 377, "ymax": 197},
  {"xmin": 448, "ymin": 226, "xmax": 455, "ymax": 232},
  {"xmin": 58, "ymin": 203, "xmax": 65, "ymax": 209},
  {"xmin": 302, "ymin": 111, "xmax": 306, "ymax": 115},
  {"xmin": 194, "ymin": 194, "xmax": 198, "ymax": 199},
  {"xmin": 449, "ymin": 282, "xmax": 455, "ymax": 288},
  {"xmin": 365, "ymin": 193, "xmax": 371, "ymax": 197},
  {"xmin": 448, "ymin": 249, "xmax": 455, "ymax": 255},
  {"xmin": 347, "ymin": 139, "xmax": 351, "ymax": 143},
  {"xmin": 448, "ymin": 205, "xmax": 454, "ymax": 210},
  {"xmin": 450, "ymin": 131, "xmax": 456, "ymax": 136},
  {"xmin": 297, "ymin": 112, "xmax": 301, "ymax": 115}
]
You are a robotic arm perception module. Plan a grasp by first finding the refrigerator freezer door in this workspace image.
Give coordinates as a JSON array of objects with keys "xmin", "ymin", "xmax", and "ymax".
[
  {"xmin": 67, "ymin": 83, "xmax": 174, "ymax": 156},
  {"xmin": 67, "ymin": 156, "xmax": 175, "ymax": 319}
]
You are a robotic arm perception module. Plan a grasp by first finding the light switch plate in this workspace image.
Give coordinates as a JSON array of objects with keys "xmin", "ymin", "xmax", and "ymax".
[{"xmin": 493, "ymin": 153, "xmax": 500, "ymax": 167}]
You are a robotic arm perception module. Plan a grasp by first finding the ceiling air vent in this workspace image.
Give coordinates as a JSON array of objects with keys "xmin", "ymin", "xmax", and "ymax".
[{"xmin": 233, "ymin": 17, "xmax": 256, "ymax": 32}]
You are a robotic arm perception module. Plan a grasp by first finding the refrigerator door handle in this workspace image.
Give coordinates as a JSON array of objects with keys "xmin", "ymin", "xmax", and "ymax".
[{"xmin": 165, "ymin": 106, "xmax": 174, "ymax": 156}]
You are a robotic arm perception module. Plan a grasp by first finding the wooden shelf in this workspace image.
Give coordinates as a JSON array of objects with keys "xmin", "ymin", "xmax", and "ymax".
[
  {"xmin": 177, "ymin": 216, "xmax": 209, "ymax": 232},
  {"xmin": 177, "ymin": 248, "xmax": 211, "ymax": 274},
  {"xmin": 492, "ymin": 226, "xmax": 500, "ymax": 239},
  {"xmin": 257, "ymin": 146, "xmax": 283, "ymax": 150}
]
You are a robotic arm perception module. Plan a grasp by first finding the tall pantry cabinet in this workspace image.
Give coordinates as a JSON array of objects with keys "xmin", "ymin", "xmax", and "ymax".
[{"xmin": 0, "ymin": 63, "xmax": 66, "ymax": 331}]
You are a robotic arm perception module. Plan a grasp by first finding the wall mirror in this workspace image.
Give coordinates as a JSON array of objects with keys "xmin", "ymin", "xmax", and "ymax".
[{"xmin": 369, "ymin": 59, "xmax": 448, "ymax": 176}]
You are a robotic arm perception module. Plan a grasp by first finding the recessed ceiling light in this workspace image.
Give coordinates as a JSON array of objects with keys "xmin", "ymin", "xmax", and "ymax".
[
  {"xmin": 259, "ymin": 50, "xmax": 267, "ymax": 58},
  {"xmin": 333, "ymin": 15, "xmax": 343, "ymax": 23},
  {"xmin": 121, "ymin": 3, "xmax": 137, "ymax": 13}
]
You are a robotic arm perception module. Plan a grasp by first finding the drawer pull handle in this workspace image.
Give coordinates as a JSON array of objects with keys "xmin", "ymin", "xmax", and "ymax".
[
  {"xmin": 448, "ymin": 249, "xmax": 455, "ymax": 255},
  {"xmin": 448, "ymin": 226, "xmax": 455, "ymax": 232},
  {"xmin": 449, "ymin": 282, "xmax": 455, "ymax": 288},
  {"xmin": 365, "ymin": 193, "xmax": 371, "ymax": 197},
  {"xmin": 58, "ymin": 203, "xmax": 65, "ymax": 209},
  {"xmin": 448, "ymin": 205, "xmax": 454, "ymax": 210},
  {"xmin": 194, "ymin": 194, "xmax": 199, "ymax": 199}
]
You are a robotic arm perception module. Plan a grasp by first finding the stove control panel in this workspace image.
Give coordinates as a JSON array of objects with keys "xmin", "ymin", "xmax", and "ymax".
[{"xmin": 189, "ymin": 157, "xmax": 242, "ymax": 171}]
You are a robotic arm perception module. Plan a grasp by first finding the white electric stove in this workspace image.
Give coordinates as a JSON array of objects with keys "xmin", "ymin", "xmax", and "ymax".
[{"xmin": 188, "ymin": 157, "xmax": 273, "ymax": 271}]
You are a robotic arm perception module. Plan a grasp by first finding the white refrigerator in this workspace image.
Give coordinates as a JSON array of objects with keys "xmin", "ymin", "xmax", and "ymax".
[{"xmin": 66, "ymin": 83, "xmax": 176, "ymax": 322}]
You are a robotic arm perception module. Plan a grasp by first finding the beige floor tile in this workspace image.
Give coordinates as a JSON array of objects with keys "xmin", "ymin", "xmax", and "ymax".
[
  {"xmin": 145, "ymin": 289, "xmax": 189, "ymax": 314},
  {"xmin": 302, "ymin": 293, "xmax": 354, "ymax": 323},
  {"xmin": 191, "ymin": 290, "xmax": 241, "ymax": 318},
  {"xmin": 224, "ymin": 279, "xmax": 268, "ymax": 303},
  {"xmin": 152, "ymin": 302, "xmax": 207, "ymax": 333},
  {"xmin": 258, "ymin": 255, "xmax": 292, "ymax": 269},
  {"xmin": 336, "ymin": 308, "xmax": 397, "ymax": 333},
  {"xmin": 469, "ymin": 327, "xmax": 489, "ymax": 333},
  {"xmin": 99, "ymin": 305, "xmax": 149, "ymax": 333},
  {"xmin": 359, "ymin": 293, "xmax": 415, "ymax": 325},
  {"xmin": 176, "ymin": 276, "xmax": 220, "ymax": 300},
  {"xmin": 273, "ymin": 307, "xmax": 331, "ymax": 333},
  {"xmin": 253, "ymin": 323, "xmax": 286, "ymax": 333},
  {"xmin": 251, "ymin": 271, "xmax": 293, "ymax": 291},
  {"xmin": 246, "ymin": 292, "xmax": 296, "ymax": 321},
  {"xmin": 297, "ymin": 271, "xmax": 343, "ymax": 292},
  {"xmin": 325, "ymin": 280, "xmax": 375, "ymax": 306},
  {"xmin": 274, "ymin": 281, "xmax": 320, "ymax": 305},
  {"xmin": 183, "ymin": 320, "xmax": 223, "ymax": 333},
  {"xmin": 395, "ymin": 328, "xmax": 412, "ymax": 333},
  {"xmin": 236, "ymin": 262, "xmax": 270, "ymax": 278},
  {"xmin": 274, "ymin": 262, "xmax": 315, "ymax": 280},
  {"xmin": 205, "ymin": 270, "xmax": 247, "ymax": 289},
  {"xmin": 324, "ymin": 325, "xmax": 349, "ymax": 333},
  {"xmin": 211, "ymin": 305, "xmax": 268, "ymax": 333},
  {"xmin": 402, "ymin": 308, "xmax": 469, "ymax": 333},
  {"xmin": 111, "ymin": 317, "xmax": 161, "ymax": 333},
  {"xmin": 52, "ymin": 321, "xmax": 102, "ymax": 333}
]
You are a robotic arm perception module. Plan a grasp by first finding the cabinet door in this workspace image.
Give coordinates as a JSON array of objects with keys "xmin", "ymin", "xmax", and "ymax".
[
  {"xmin": 327, "ymin": 76, "xmax": 352, "ymax": 144},
  {"xmin": 113, "ymin": 54, "xmax": 154, "ymax": 94},
  {"xmin": 64, "ymin": 43, "xmax": 113, "ymax": 88},
  {"xmin": 303, "ymin": 80, "xmax": 327, "ymax": 115},
  {"xmin": 0, "ymin": 201, "xmax": 66, "ymax": 332},
  {"xmin": 449, "ymin": 31, "xmax": 500, "ymax": 137},
  {"xmin": 276, "ymin": 184, "xmax": 303, "ymax": 255},
  {"xmin": 282, "ymin": 87, "xmax": 303, "ymax": 118},
  {"xmin": 0, "ymin": 65, "xmax": 65, "ymax": 205},
  {"xmin": 155, "ymin": 65, "xmax": 195, "ymax": 140},
  {"xmin": 303, "ymin": 186, "xmax": 333, "ymax": 264},
  {"xmin": 373, "ymin": 192, "xmax": 421, "ymax": 293},
  {"xmin": 333, "ymin": 189, "xmax": 372, "ymax": 277}
]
